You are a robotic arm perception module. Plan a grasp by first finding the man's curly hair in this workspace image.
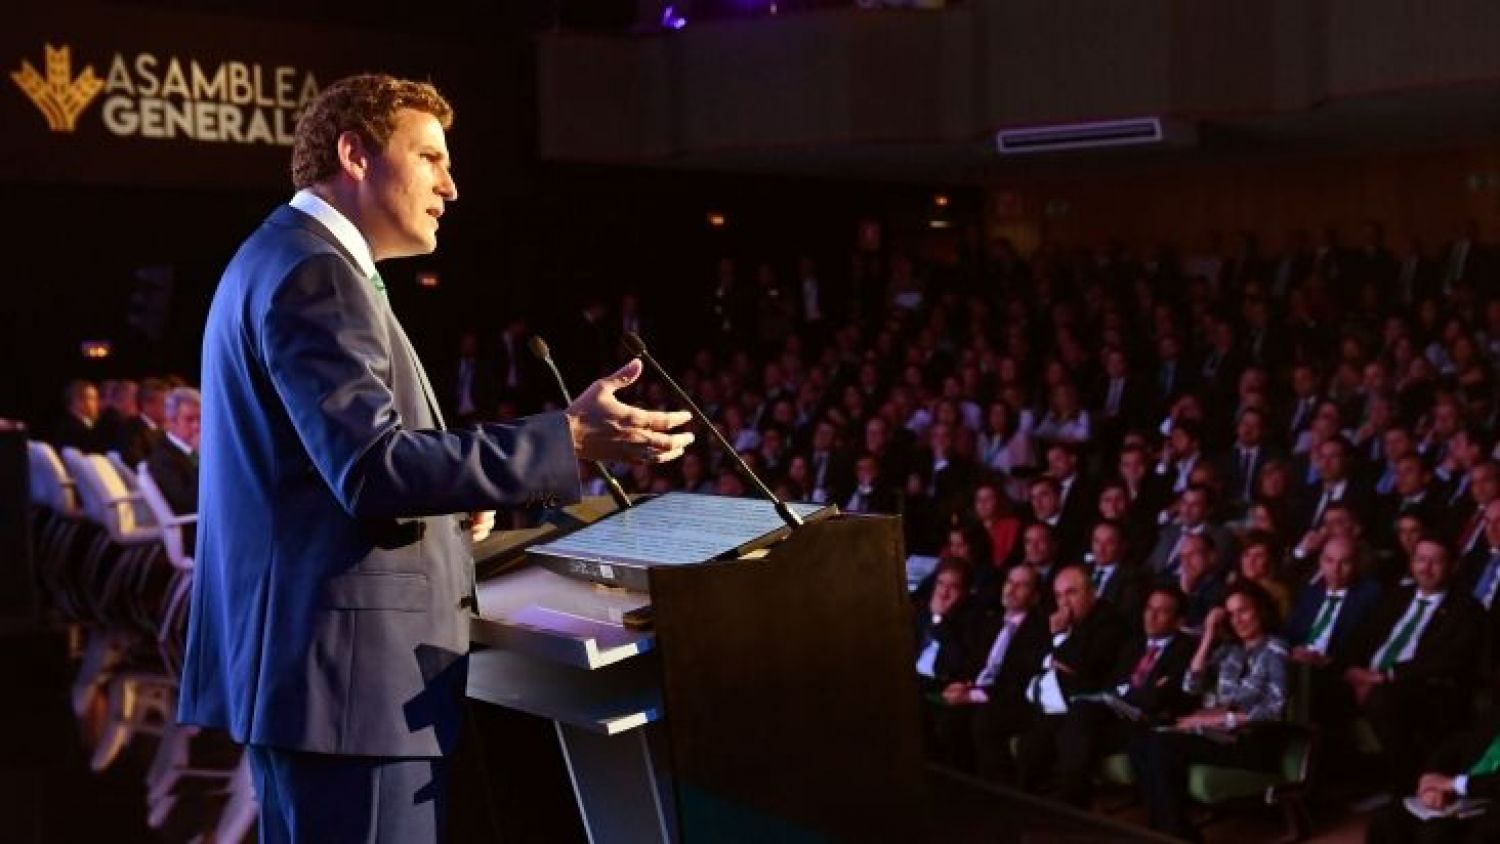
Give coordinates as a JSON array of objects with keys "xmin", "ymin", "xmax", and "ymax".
[{"xmin": 291, "ymin": 74, "xmax": 454, "ymax": 189}]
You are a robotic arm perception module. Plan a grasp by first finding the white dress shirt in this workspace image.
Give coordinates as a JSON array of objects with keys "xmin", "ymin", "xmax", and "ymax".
[{"xmin": 289, "ymin": 189, "xmax": 376, "ymax": 279}]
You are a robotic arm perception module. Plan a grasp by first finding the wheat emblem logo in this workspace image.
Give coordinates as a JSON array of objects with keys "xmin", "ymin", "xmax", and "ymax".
[{"xmin": 12, "ymin": 43, "xmax": 103, "ymax": 133}]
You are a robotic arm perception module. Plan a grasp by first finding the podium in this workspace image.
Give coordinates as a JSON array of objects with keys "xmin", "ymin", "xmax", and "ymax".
[{"xmin": 465, "ymin": 498, "xmax": 926, "ymax": 842}]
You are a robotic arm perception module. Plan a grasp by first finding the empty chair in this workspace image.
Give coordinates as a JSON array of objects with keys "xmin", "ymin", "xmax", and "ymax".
[
  {"xmin": 107, "ymin": 450, "xmax": 141, "ymax": 492},
  {"xmin": 27, "ymin": 441, "xmax": 90, "ymax": 619}
]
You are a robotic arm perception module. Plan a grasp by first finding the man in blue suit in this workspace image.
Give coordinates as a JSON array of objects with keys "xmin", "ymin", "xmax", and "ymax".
[{"xmin": 178, "ymin": 75, "xmax": 693, "ymax": 843}]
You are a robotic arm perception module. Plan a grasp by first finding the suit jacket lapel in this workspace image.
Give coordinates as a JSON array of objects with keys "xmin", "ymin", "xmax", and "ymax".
[{"xmin": 276, "ymin": 205, "xmax": 448, "ymax": 431}]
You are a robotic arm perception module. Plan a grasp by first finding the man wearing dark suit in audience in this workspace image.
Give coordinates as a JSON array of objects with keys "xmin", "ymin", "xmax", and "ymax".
[
  {"xmin": 801, "ymin": 418, "xmax": 854, "ymax": 507},
  {"xmin": 1450, "ymin": 462, "xmax": 1499, "ymax": 568},
  {"xmin": 52, "ymin": 379, "xmax": 101, "ymax": 452},
  {"xmin": 95, "ymin": 380, "xmax": 136, "ymax": 459},
  {"xmin": 915, "ymin": 560, "xmax": 975, "ymax": 696},
  {"xmin": 118, "ymin": 377, "xmax": 168, "ymax": 466},
  {"xmin": 1145, "ymin": 485, "xmax": 1234, "ymax": 579},
  {"xmin": 177, "ymin": 75, "xmax": 693, "ymax": 843},
  {"xmin": 1368, "ymin": 706, "xmax": 1500, "ymax": 844},
  {"xmin": 941, "ymin": 564, "xmax": 1049, "ymax": 778},
  {"xmin": 1459, "ymin": 499, "xmax": 1500, "ymax": 675},
  {"xmin": 1008, "ymin": 522, "xmax": 1063, "ymax": 605},
  {"xmin": 1095, "ymin": 346, "xmax": 1149, "ymax": 447},
  {"xmin": 1044, "ymin": 441, "xmax": 1093, "ymax": 550},
  {"xmin": 1286, "ymin": 535, "xmax": 1383, "ymax": 764},
  {"xmin": 1216, "ymin": 407, "xmax": 1276, "ymax": 514},
  {"xmin": 842, "ymin": 453, "xmax": 896, "ymax": 514},
  {"xmin": 1028, "ymin": 585, "xmax": 1197, "ymax": 806},
  {"xmin": 1291, "ymin": 436, "xmax": 1372, "ymax": 538},
  {"xmin": 440, "ymin": 329, "xmax": 500, "ymax": 426},
  {"xmin": 146, "ymin": 387, "xmax": 202, "ymax": 547},
  {"xmin": 1380, "ymin": 453, "xmax": 1444, "ymax": 546},
  {"xmin": 1015, "ymin": 564, "xmax": 1129, "ymax": 794},
  {"xmin": 1345, "ymin": 538, "xmax": 1485, "ymax": 797},
  {"xmin": 1282, "ymin": 363, "xmax": 1324, "ymax": 447},
  {"xmin": 1087, "ymin": 519, "xmax": 1150, "ymax": 623}
]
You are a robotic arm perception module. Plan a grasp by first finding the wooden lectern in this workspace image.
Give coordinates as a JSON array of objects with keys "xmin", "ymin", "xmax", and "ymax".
[{"xmin": 464, "ymin": 498, "xmax": 926, "ymax": 842}]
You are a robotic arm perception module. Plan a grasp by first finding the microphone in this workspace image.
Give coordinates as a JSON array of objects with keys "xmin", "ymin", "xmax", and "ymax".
[
  {"xmin": 529, "ymin": 335, "xmax": 633, "ymax": 511},
  {"xmin": 621, "ymin": 331, "xmax": 803, "ymax": 530}
]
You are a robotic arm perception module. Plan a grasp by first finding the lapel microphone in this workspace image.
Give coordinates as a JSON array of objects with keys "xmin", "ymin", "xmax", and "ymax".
[{"xmin": 528, "ymin": 335, "xmax": 633, "ymax": 511}]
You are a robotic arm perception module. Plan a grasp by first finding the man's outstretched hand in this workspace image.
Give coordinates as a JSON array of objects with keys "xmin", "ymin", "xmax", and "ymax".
[{"xmin": 566, "ymin": 359, "xmax": 694, "ymax": 464}]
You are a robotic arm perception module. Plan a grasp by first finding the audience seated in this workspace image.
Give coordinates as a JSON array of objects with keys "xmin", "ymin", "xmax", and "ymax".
[
  {"xmin": 1344, "ymin": 538, "xmax": 1485, "ymax": 799},
  {"xmin": 1129, "ymin": 582, "xmax": 1289, "ymax": 841},
  {"xmin": 1368, "ymin": 707, "xmax": 1500, "ymax": 844},
  {"xmin": 939, "ymin": 564, "xmax": 1049, "ymax": 778},
  {"xmin": 1014, "ymin": 565, "xmax": 1130, "ymax": 794},
  {"xmin": 52, "ymin": 378, "xmax": 102, "ymax": 452},
  {"xmin": 116, "ymin": 377, "xmax": 167, "ymax": 466},
  {"xmin": 146, "ymin": 387, "xmax": 202, "ymax": 547},
  {"xmin": 41, "ymin": 217, "xmax": 1500, "ymax": 838}
]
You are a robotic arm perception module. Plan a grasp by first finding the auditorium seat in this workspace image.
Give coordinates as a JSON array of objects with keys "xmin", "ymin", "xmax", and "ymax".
[
  {"xmin": 136, "ymin": 461, "xmax": 243, "ymax": 830},
  {"xmin": 1183, "ymin": 665, "xmax": 1316, "ymax": 841},
  {"xmin": 106, "ymin": 450, "xmax": 140, "ymax": 492},
  {"xmin": 27, "ymin": 440, "xmax": 90, "ymax": 620}
]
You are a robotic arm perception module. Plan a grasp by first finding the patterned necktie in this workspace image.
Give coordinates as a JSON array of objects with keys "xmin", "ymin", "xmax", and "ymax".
[
  {"xmin": 1130, "ymin": 642, "xmax": 1162, "ymax": 689},
  {"xmin": 1376, "ymin": 598, "xmax": 1431, "ymax": 672},
  {"xmin": 370, "ymin": 269, "xmax": 387, "ymax": 295}
]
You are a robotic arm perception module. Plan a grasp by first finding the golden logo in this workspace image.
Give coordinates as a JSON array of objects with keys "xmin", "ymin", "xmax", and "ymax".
[{"xmin": 11, "ymin": 43, "xmax": 103, "ymax": 132}]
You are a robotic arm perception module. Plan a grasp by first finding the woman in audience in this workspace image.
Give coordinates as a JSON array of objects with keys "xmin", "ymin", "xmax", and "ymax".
[
  {"xmin": 977, "ymin": 400, "xmax": 1034, "ymax": 495},
  {"xmin": 1232, "ymin": 532, "xmax": 1291, "ymax": 622},
  {"xmin": 1034, "ymin": 381, "xmax": 1092, "ymax": 444},
  {"xmin": 1129, "ymin": 582, "xmax": 1288, "ymax": 841},
  {"xmin": 972, "ymin": 481, "xmax": 1021, "ymax": 573}
]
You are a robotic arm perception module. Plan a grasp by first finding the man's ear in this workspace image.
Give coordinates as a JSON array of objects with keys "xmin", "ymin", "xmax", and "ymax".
[{"xmin": 336, "ymin": 130, "xmax": 371, "ymax": 181}]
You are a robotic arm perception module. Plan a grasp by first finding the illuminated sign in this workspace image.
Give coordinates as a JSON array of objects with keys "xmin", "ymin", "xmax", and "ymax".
[{"xmin": 12, "ymin": 41, "xmax": 319, "ymax": 146}]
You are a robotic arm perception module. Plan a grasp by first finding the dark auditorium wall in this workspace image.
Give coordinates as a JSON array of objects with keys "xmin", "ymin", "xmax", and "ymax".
[{"xmin": 986, "ymin": 142, "xmax": 1500, "ymax": 254}]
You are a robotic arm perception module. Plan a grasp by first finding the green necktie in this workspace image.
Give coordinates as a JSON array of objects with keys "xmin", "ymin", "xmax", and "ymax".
[
  {"xmin": 1303, "ymin": 594, "xmax": 1342, "ymax": 648},
  {"xmin": 370, "ymin": 269, "xmax": 387, "ymax": 295},
  {"xmin": 188, "ymin": 451, "xmax": 199, "ymax": 469},
  {"xmin": 1376, "ymin": 597, "xmax": 1430, "ymax": 672},
  {"xmin": 1469, "ymin": 731, "xmax": 1500, "ymax": 776}
]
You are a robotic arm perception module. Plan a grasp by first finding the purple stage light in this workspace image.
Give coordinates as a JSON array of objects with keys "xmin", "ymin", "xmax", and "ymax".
[{"xmin": 661, "ymin": 6, "xmax": 688, "ymax": 29}]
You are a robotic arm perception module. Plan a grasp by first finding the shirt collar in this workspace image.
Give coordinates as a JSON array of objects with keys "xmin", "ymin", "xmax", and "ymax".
[
  {"xmin": 165, "ymin": 431, "xmax": 194, "ymax": 456},
  {"xmin": 290, "ymin": 188, "xmax": 378, "ymax": 280}
]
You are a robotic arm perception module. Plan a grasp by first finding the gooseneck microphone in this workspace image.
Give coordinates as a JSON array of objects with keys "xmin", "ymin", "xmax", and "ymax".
[
  {"xmin": 621, "ymin": 331, "xmax": 803, "ymax": 530},
  {"xmin": 528, "ymin": 335, "xmax": 633, "ymax": 511}
]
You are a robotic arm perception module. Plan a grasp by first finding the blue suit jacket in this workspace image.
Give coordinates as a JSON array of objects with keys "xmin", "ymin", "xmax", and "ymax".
[
  {"xmin": 178, "ymin": 205, "xmax": 580, "ymax": 757},
  {"xmin": 1284, "ymin": 576, "xmax": 1382, "ymax": 666}
]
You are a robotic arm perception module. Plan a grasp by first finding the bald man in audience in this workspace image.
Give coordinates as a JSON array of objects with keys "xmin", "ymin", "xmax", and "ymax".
[{"xmin": 1015, "ymin": 564, "xmax": 1129, "ymax": 794}]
